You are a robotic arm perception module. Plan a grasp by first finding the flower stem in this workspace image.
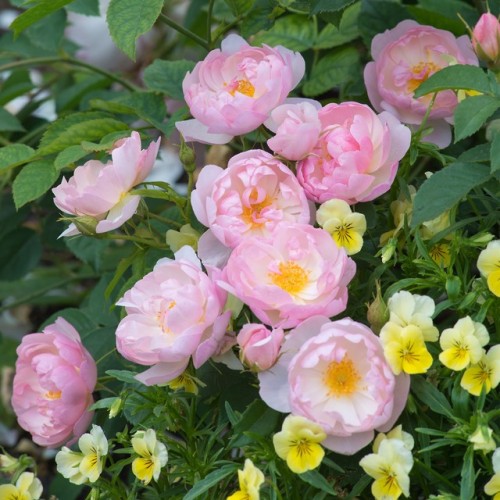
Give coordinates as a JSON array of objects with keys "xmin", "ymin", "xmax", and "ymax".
[{"xmin": 158, "ymin": 13, "xmax": 209, "ymax": 50}]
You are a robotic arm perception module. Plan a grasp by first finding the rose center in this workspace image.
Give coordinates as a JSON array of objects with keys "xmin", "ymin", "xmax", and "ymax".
[
  {"xmin": 324, "ymin": 356, "xmax": 361, "ymax": 396},
  {"xmin": 241, "ymin": 195, "xmax": 273, "ymax": 227},
  {"xmin": 228, "ymin": 79, "xmax": 255, "ymax": 97},
  {"xmin": 407, "ymin": 61, "xmax": 441, "ymax": 93},
  {"xmin": 269, "ymin": 261, "xmax": 309, "ymax": 295},
  {"xmin": 156, "ymin": 301, "xmax": 176, "ymax": 334},
  {"xmin": 45, "ymin": 390, "xmax": 62, "ymax": 400}
]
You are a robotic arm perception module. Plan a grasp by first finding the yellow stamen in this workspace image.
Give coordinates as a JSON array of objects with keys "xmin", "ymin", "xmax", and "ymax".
[
  {"xmin": 241, "ymin": 191, "xmax": 272, "ymax": 228},
  {"xmin": 269, "ymin": 261, "xmax": 309, "ymax": 295},
  {"xmin": 230, "ymin": 79, "xmax": 255, "ymax": 97},
  {"xmin": 45, "ymin": 390, "xmax": 62, "ymax": 400},
  {"xmin": 324, "ymin": 356, "xmax": 361, "ymax": 396},
  {"xmin": 407, "ymin": 61, "xmax": 440, "ymax": 93}
]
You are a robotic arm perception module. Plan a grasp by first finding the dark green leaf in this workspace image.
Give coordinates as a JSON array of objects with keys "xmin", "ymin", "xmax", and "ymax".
[
  {"xmin": 0, "ymin": 144, "xmax": 35, "ymax": 171},
  {"xmin": 411, "ymin": 376, "xmax": 455, "ymax": 419},
  {"xmin": 224, "ymin": 0, "xmax": 255, "ymax": 16},
  {"xmin": 54, "ymin": 145, "xmax": 88, "ymax": 170},
  {"xmin": 414, "ymin": 65, "xmax": 493, "ymax": 98},
  {"xmin": 24, "ymin": 10, "xmax": 66, "ymax": 52},
  {"xmin": 299, "ymin": 470, "xmax": 337, "ymax": 495},
  {"xmin": 460, "ymin": 447, "xmax": 475, "ymax": 500},
  {"xmin": 0, "ymin": 228, "xmax": 41, "ymax": 281},
  {"xmin": 106, "ymin": 0, "xmax": 164, "ymax": 60},
  {"xmin": 314, "ymin": 2, "xmax": 360, "ymax": 49},
  {"xmin": 491, "ymin": 133, "xmax": 500, "ymax": 174},
  {"xmin": 454, "ymin": 95, "xmax": 500, "ymax": 142},
  {"xmin": 458, "ymin": 143, "xmax": 491, "ymax": 163},
  {"xmin": 89, "ymin": 397, "xmax": 118, "ymax": 411},
  {"xmin": 183, "ymin": 465, "xmax": 237, "ymax": 500},
  {"xmin": 67, "ymin": 0, "xmax": 100, "ymax": 15},
  {"xmin": 239, "ymin": 0, "xmax": 277, "ymax": 38},
  {"xmin": 411, "ymin": 163, "xmax": 491, "ymax": 228},
  {"xmin": 10, "ymin": 0, "xmax": 74, "ymax": 36},
  {"xmin": 65, "ymin": 237, "xmax": 110, "ymax": 271},
  {"xmin": 143, "ymin": 60, "xmax": 195, "ymax": 101},
  {"xmin": 0, "ymin": 70, "xmax": 34, "ymax": 106},
  {"xmin": 13, "ymin": 160, "xmax": 59, "ymax": 209},
  {"xmin": 0, "ymin": 108, "xmax": 25, "ymax": 132},
  {"xmin": 106, "ymin": 370, "xmax": 139, "ymax": 384},
  {"xmin": 311, "ymin": 0, "xmax": 355, "ymax": 14}
]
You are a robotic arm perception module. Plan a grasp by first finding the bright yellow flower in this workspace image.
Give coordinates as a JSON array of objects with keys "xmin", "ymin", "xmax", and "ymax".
[
  {"xmin": 359, "ymin": 439, "xmax": 413, "ymax": 500},
  {"xmin": 485, "ymin": 448, "xmax": 500, "ymax": 499},
  {"xmin": 477, "ymin": 240, "xmax": 500, "ymax": 297},
  {"xmin": 316, "ymin": 199, "xmax": 366, "ymax": 255},
  {"xmin": 380, "ymin": 323, "xmax": 433, "ymax": 375},
  {"xmin": 131, "ymin": 429, "xmax": 168, "ymax": 485},
  {"xmin": 273, "ymin": 415, "xmax": 326, "ymax": 474},
  {"xmin": 227, "ymin": 459, "xmax": 264, "ymax": 500},
  {"xmin": 461, "ymin": 345, "xmax": 500, "ymax": 396},
  {"xmin": 167, "ymin": 372, "xmax": 200, "ymax": 394},
  {"xmin": 439, "ymin": 316, "xmax": 489, "ymax": 371},
  {"xmin": 0, "ymin": 472, "xmax": 43, "ymax": 500}
]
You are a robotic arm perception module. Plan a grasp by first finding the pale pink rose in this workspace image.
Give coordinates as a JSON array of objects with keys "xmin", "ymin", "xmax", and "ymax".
[
  {"xmin": 364, "ymin": 20, "xmax": 478, "ymax": 147},
  {"xmin": 192, "ymin": 150, "xmax": 311, "ymax": 253},
  {"xmin": 53, "ymin": 131, "xmax": 160, "ymax": 236},
  {"xmin": 265, "ymin": 100, "xmax": 322, "ymax": 160},
  {"xmin": 175, "ymin": 34, "xmax": 305, "ymax": 144},
  {"xmin": 11, "ymin": 318, "xmax": 97, "ymax": 448},
  {"xmin": 296, "ymin": 102, "xmax": 410, "ymax": 204},
  {"xmin": 258, "ymin": 316, "xmax": 410, "ymax": 455},
  {"xmin": 472, "ymin": 13, "xmax": 500, "ymax": 66},
  {"xmin": 237, "ymin": 324, "xmax": 284, "ymax": 371},
  {"xmin": 115, "ymin": 246, "xmax": 231, "ymax": 385},
  {"xmin": 217, "ymin": 223, "xmax": 356, "ymax": 329}
]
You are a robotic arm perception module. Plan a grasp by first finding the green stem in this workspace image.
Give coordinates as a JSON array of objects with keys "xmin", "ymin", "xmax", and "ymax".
[
  {"xmin": 0, "ymin": 135, "xmax": 12, "ymax": 146},
  {"xmin": 414, "ymin": 458, "xmax": 460, "ymax": 494},
  {"xmin": 98, "ymin": 232, "xmax": 166, "ymax": 249},
  {"xmin": 0, "ymin": 57, "xmax": 139, "ymax": 92},
  {"xmin": 159, "ymin": 13, "xmax": 209, "ymax": 50},
  {"xmin": 147, "ymin": 211, "xmax": 183, "ymax": 228},
  {"xmin": 96, "ymin": 348, "xmax": 117, "ymax": 365},
  {"xmin": 207, "ymin": 0, "xmax": 216, "ymax": 49}
]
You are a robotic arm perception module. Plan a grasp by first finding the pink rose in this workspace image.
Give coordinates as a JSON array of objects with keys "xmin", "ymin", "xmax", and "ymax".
[
  {"xmin": 296, "ymin": 102, "xmax": 410, "ymax": 204},
  {"xmin": 364, "ymin": 20, "xmax": 478, "ymax": 147},
  {"xmin": 52, "ymin": 131, "xmax": 160, "ymax": 236},
  {"xmin": 258, "ymin": 316, "xmax": 410, "ymax": 455},
  {"xmin": 11, "ymin": 318, "xmax": 97, "ymax": 448},
  {"xmin": 192, "ymin": 150, "xmax": 311, "ymax": 253},
  {"xmin": 217, "ymin": 223, "xmax": 356, "ymax": 329},
  {"xmin": 115, "ymin": 246, "xmax": 231, "ymax": 385},
  {"xmin": 265, "ymin": 99, "xmax": 322, "ymax": 160},
  {"xmin": 176, "ymin": 34, "xmax": 305, "ymax": 144},
  {"xmin": 237, "ymin": 323, "xmax": 284, "ymax": 371},
  {"xmin": 472, "ymin": 13, "xmax": 500, "ymax": 67}
]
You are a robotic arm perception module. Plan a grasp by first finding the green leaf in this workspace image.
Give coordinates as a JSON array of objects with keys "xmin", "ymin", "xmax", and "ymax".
[
  {"xmin": 106, "ymin": 0, "xmax": 164, "ymax": 60},
  {"xmin": 183, "ymin": 465, "xmax": 237, "ymax": 500},
  {"xmin": 454, "ymin": 95, "xmax": 500, "ymax": 142},
  {"xmin": 54, "ymin": 145, "xmax": 88, "ymax": 170},
  {"xmin": 253, "ymin": 14, "xmax": 317, "ymax": 52},
  {"xmin": 67, "ymin": 0, "xmax": 100, "ymax": 15},
  {"xmin": 143, "ymin": 60, "xmax": 195, "ymax": 101},
  {"xmin": 0, "ymin": 144, "xmax": 35, "ymax": 171},
  {"xmin": 302, "ymin": 47, "xmax": 360, "ymax": 97},
  {"xmin": 10, "ymin": 0, "xmax": 74, "ymax": 36},
  {"xmin": 411, "ymin": 376, "xmax": 455, "ymax": 419},
  {"xmin": 0, "ymin": 228, "xmax": 41, "ymax": 281},
  {"xmin": 224, "ymin": 0, "xmax": 255, "ymax": 16},
  {"xmin": 311, "ymin": 0, "xmax": 355, "ymax": 14},
  {"xmin": 0, "ymin": 108, "xmax": 25, "ymax": 132},
  {"xmin": 106, "ymin": 369, "xmax": 138, "ymax": 384},
  {"xmin": 89, "ymin": 397, "xmax": 118, "ymax": 411},
  {"xmin": 13, "ymin": 160, "xmax": 59, "ymax": 209},
  {"xmin": 414, "ymin": 65, "xmax": 493, "ymax": 98},
  {"xmin": 411, "ymin": 162, "xmax": 491, "ymax": 228},
  {"xmin": 314, "ymin": 2, "xmax": 360, "ymax": 49},
  {"xmin": 24, "ymin": 10, "xmax": 66, "ymax": 52},
  {"xmin": 491, "ymin": 133, "xmax": 500, "ymax": 174},
  {"xmin": 460, "ymin": 447, "xmax": 475, "ymax": 500},
  {"xmin": 299, "ymin": 470, "xmax": 337, "ymax": 495},
  {"xmin": 239, "ymin": 0, "xmax": 277, "ymax": 38},
  {"xmin": 38, "ymin": 112, "xmax": 129, "ymax": 155}
]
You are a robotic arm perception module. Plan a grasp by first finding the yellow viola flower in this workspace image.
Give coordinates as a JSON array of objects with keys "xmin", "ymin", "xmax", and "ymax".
[
  {"xmin": 0, "ymin": 472, "xmax": 43, "ymax": 500},
  {"xmin": 429, "ymin": 242, "xmax": 451, "ymax": 268},
  {"xmin": 316, "ymin": 199, "xmax": 367, "ymax": 255},
  {"xmin": 227, "ymin": 459, "xmax": 264, "ymax": 500},
  {"xmin": 461, "ymin": 345, "xmax": 500, "ymax": 396},
  {"xmin": 372, "ymin": 425, "xmax": 414, "ymax": 454},
  {"xmin": 131, "ymin": 429, "xmax": 168, "ymax": 485},
  {"xmin": 477, "ymin": 240, "xmax": 500, "ymax": 297},
  {"xmin": 439, "ymin": 316, "xmax": 489, "ymax": 371},
  {"xmin": 380, "ymin": 323, "xmax": 433, "ymax": 375},
  {"xmin": 359, "ymin": 438, "xmax": 413, "ymax": 500},
  {"xmin": 273, "ymin": 414, "xmax": 326, "ymax": 474},
  {"xmin": 485, "ymin": 448, "xmax": 500, "ymax": 499},
  {"xmin": 56, "ymin": 425, "xmax": 108, "ymax": 485},
  {"xmin": 386, "ymin": 290, "xmax": 439, "ymax": 342},
  {"xmin": 167, "ymin": 372, "xmax": 200, "ymax": 394}
]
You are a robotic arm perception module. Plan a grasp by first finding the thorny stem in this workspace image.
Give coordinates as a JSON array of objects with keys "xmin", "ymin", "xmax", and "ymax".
[{"xmin": 159, "ymin": 13, "xmax": 209, "ymax": 50}]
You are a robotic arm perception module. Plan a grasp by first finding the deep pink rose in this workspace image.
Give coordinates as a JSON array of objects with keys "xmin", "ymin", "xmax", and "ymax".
[
  {"xmin": 11, "ymin": 318, "xmax": 97, "ymax": 448},
  {"xmin": 192, "ymin": 150, "xmax": 311, "ymax": 254},
  {"xmin": 217, "ymin": 223, "xmax": 356, "ymax": 329},
  {"xmin": 237, "ymin": 323, "xmax": 284, "ymax": 371},
  {"xmin": 53, "ymin": 131, "xmax": 160, "ymax": 236},
  {"xmin": 115, "ymin": 246, "xmax": 231, "ymax": 385},
  {"xmin": 258, "ymin": 316, "xmax": 410, "ymax": 455},
  {"xmin": 364, "ymin": 20, "xmax": 478, "ymax": 147},
  {"xmin": 176, "ymin": 34, "xmax": 305, "ymax": 144},
  {"xmin": 296, "ymin": 102, "xmax": 410, "ymax": 204},
  {"xmin": 472, "ymin": 13, "xmax": 500, "ymax": 67}
]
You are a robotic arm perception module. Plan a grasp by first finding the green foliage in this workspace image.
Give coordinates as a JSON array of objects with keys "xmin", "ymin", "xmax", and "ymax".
[
  {"xmin": 143, "ymin": 60, "xmax": 196, "ymax": 101},
  {"xmin": 0, "ymin": 108, "xmax": 25, "ymax": 132},
  {"xmin": 454, "ymin": 95, "xmax": 500, "ymax": 142},
  {"xmin": 13, "ymin": 160, "xmax": 59, "ymax": 209},
  {"xmin": 0, "ymin": 144, "xmax": 35, "ymax": 171}
]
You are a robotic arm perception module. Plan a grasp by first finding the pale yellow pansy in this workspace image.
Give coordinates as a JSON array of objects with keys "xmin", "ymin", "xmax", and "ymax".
[
  {"xmin": 372, "ymin": 425, "xmax": 414, "ymax": 454},
  {"xmin": 461, "ymin": 345, "xmax": 500, "ymax": 396},
  {"xmin": 273, "ymin": 414, "xmax": 326, "ymax": 474},
  {"xmin": 0, "ymin": 472, "xmax": 43, "ymax": 500},
  {"xmin": 485, "ymin": 448, "xmax": 500, "ymax": 499},
  {"xmin": 227, "ymin": 459, "xmax": 264, "ymax": 500},
  {"xmin": 477, "ymin": 240, "xmax": 500, "ymax": 297},
  {"xmin": 131, "ymin": 429, "xmax": 168, "ymax": 485}
]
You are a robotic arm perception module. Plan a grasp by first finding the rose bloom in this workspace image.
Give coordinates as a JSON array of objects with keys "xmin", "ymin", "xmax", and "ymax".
[
  {"xmin": 265, "ymin": 99, "xmax": 322, "ymax": 161},
  {"xmin": 192, "ymin": 149, "xmax": 311, "ymax": 252},
  {"xmin": 11, "ymin": 318, "xmax": 97, "ymax": 448},
  {"xmin": 364, "ymin": 20, "xmax": 478, "ymax": 147},
  {"xmin": 176, "ymin": 34, "xmax": 305, "ymax": 144},
  {"xmin": 115, "ymin": 246, "xmax": 231, "ymax": 385},
  {"xmin": 472, "ymin": 13, "xmax": 500, "ymax": 67},
  {"xmin": 237, "ymin": 323, "xmax": 284, "ymax": 371},
  {"xmin": 259, "ymin": 316, "xmax": 410, "ymax": 454},
  {"xmin": 297, "ymin": 102, "xmax": 410, "ymax": 204},
  {"xmin": 217, "ymin": 223, "xmax": 356, "ymax": 329},
  {"xmin": 53, "ymin": 131, "xmax": 160, "ymax": 236}
]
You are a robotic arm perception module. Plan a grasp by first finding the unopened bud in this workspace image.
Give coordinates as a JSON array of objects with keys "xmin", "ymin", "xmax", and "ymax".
[
  {"xmin": 470, "ymin": 232, "xmax": 495, "ymax": 246},
  {"xmin": 0, "ymin": 452, "xmax": 19, "ymax": 473},
  {"xmin": 366, "ymin": 281, "xmax": 389, "ymax": 334},
  {"xmin": 472, "ymin": 13, "xmax": 500, "ymax": 68},
  {"xmin": 166, "ymin": 224, "xmax": 200, "ymax": 252},
  {"xmin": 109, "ymin": 397, "xmax": 123, "ymax": 419},
  {"xmin": 179, "ymin": 140, "xmax": 196, "ymax": 173},
  {"xmin": 72, "ymin": 215, "xmax": 98, "ymax": 236},
  {"xmin": 381, "ymin": 238, "xmax": 397, "ymax": 264},
  {"xmin": 469, "ymin": 424, "xmax": 496, "ymax": 452}
]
